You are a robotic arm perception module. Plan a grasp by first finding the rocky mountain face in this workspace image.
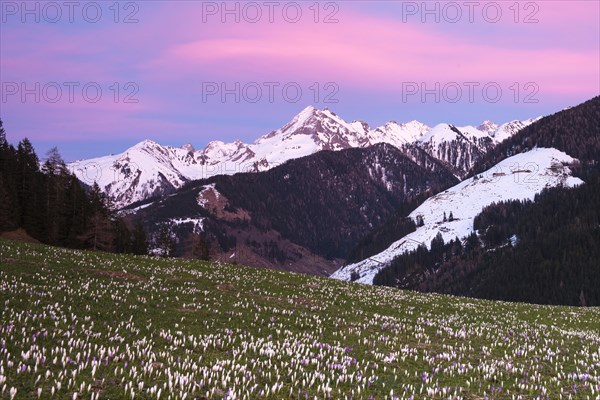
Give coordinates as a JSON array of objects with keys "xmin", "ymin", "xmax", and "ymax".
[{"xmin": 69, "ymin": 106, "xmax": 537, "ymax": 208}]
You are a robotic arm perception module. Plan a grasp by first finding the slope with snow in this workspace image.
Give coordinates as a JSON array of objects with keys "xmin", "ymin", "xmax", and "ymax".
[
  {"xmin": 69, "ymin": 106, "xmax": 538, "ymax": 208},
  {"xmin": 68, "ymin": 140, "xmax": 199, "ymax": 207},
  {"xmin": 331, "ymin": 148, "xmax": 583, "ymax": 284},
  {"xmin": 416, "ymin": 118, "xmax": 540, "ymax": 175}
]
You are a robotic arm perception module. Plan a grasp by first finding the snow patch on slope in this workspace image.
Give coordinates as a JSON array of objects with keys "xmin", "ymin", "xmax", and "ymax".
[
  {"xmin": 170, "ymin": 217, "xmax": 205, "ymax": 233},
  {"xmin": 331, "ymin": 148, "xmax": 583, "ymax": 284},
  {"xmin": 197, "ymin": 183, "xmax": 219, "ymax": 208}
]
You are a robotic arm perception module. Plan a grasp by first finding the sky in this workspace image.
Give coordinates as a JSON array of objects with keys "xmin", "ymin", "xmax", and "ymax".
[{"xmin": 1, "ymin": 0, "xmax": 599, "ymax": 161}]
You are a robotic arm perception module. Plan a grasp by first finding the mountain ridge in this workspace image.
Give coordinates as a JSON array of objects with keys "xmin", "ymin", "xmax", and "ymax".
[{"xmin": 69, "ymin": 106, "xmax": 538, "ymax": 208}]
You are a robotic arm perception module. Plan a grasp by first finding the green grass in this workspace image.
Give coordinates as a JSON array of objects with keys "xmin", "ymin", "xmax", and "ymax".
[{"xmin": 0, "ymin": 239, "xmax": 599, "ymax": 399}]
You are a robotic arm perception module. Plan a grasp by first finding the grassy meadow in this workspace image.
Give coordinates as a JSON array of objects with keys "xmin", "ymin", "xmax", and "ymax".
[{"xmin": 0, "ymin": 240, "xmax": 599, "ymax": 399}]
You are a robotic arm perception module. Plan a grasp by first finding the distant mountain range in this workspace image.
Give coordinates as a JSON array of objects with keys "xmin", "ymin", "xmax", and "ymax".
[{"xmin": 69, "ymin": 106, "xmax": 538, "ymax": 208}]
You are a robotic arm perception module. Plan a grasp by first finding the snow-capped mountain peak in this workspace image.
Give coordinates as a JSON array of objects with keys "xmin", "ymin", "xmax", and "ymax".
[
  {"xmin": 272, "ymin": 105, "xmax": 323, "ymax": 137},
  {"xmin": 132, "ymin": 139, "xmax": 160, "ymax": 149},
  {"xmin": 491, "ymin": 117, "xmax": 542, "ymax": 143},
  {"xmin": 68, "ymin": 106, "xmax": 538, "ymax": 208},
  {"xmin": 420, "ymin": 123, "xmax": 463, "ymax": 146},
  {"xmin": 181, "ymin": 143, "xmax": 196, "ymax": 153},
  {"xmin": 477, "ymin": 120, "xmax": 498, "ymax": 134},
  {"xmin": 372, "ymin": 120, "xmax": 430, "ymax": 145}
]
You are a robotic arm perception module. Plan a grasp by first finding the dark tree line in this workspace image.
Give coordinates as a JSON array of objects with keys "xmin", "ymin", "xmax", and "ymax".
[{"xmin": 0, "ymin": 119, "xmax": 148, "ymax": 255}]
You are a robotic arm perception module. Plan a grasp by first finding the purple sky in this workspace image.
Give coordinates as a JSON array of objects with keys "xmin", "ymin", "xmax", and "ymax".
[{"xmin": 1, "ymin": 1, "xmax": 599, "ymax": 161}]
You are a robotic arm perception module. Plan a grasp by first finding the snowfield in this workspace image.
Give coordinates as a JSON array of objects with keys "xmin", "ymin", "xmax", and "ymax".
[{"xmin": 331, "ymin": 148, "xmax": 584, "ymax": 284}]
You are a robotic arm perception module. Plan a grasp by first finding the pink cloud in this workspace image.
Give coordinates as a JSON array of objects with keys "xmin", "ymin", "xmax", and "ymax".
[
  {"xmin": 5, "ymin": 2, "xmax": 597, "ymax": 103},
  {"xmin": 147, "ymin": 7, "xmax": 598, "ymax": 99}
]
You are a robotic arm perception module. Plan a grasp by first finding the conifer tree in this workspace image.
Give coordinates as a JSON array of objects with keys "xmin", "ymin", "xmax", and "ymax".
[
  {"xmin": 16, "ymin": 138, "xmax": 41, "ymax": 236},
  {"xmin": 0, "ymin": 119, "xmax": 7, "ymax": 150},
  {"xmin": 0, "ymin": 175, "xmax": 15, "ymax": 231},
  {"xmin": 131, "ymin": 221, "xmax": 149, "ymax": 255},
  {"xmin": 157, "ymin": 226, "xmax": 176, "ymax": 257},
  {"xmin": 79, "ymin": 182, "xmax": 115, "ymax": 251},
  {"xmin": 182, "ymin": 232, "xmax": 209, "ymax": 260},
  {"xmin": 113, "ymin": 218, "xmax": 133, "ymax": 254}
]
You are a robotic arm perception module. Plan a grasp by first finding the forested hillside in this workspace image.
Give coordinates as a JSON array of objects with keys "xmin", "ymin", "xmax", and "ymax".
[
  {"xmin": 0, "ymin": 120, "xmax": 148, "ymax": 254},
  {"xmin": 357, "ymin": 96, "xmax": 600, "ymax": 306},
  {"xmin": 373, "ymin": 169, "xmax": 600, "ymax": 306},
  {"xmin": 211, "ymin": 144, "xmax": 457, "ymax": 258},
  {"xmin": 133, "ymin": 144, "xmax": 458, "ymax": 272}
]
